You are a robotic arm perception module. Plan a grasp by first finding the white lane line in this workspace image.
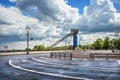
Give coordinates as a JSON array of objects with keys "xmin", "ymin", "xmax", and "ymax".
[
  {"xmin": 117, "ymin": 60, "xmax": 120, "ymax": 64},
  {"xmin": 39, "ymin": 56, "xmax": 77, "ymax": 60},
  {"xmin": 31, "ymin": 57, "xmax": 120, "ymax": 70},
  {"xmin": 9, "ymin": 59, "xmax": 92, "ymax": 80}
]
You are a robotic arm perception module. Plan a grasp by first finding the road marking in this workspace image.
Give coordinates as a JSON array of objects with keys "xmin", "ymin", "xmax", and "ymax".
[
  {"xmin": 117, "ymin": 60, "xmax": 120, "ymax": 64},
  {"xmin": 9, "ymin": 59, "xmax": 92, "ymax": 80},
  {"xmin": 31, "ymin": 57, "xmax": 120, "ymax": 70}
]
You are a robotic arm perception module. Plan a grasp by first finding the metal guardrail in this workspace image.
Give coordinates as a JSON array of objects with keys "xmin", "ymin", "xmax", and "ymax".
[
  {"xmin": 50, "ymin": 52, "xmax": 73, "ymax": 60},
  {"xmin": 90, "ymin": 53, "xmax": 120, "ymax": 60},
  {"xmin": 112, "ymin": 50, "xmax": 120, "ymax": 54}
]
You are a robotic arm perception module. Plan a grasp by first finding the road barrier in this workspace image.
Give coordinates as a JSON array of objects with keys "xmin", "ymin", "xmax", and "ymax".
[
  {"xmin": 50, "ymin": 52, "xmax": 73, "ymax": 60},
  {"xmin": 90, "ymin": 53, "xmax": 120, "ymax": 60}
]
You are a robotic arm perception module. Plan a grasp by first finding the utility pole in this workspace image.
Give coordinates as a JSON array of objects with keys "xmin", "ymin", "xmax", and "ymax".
[{"xmin": 25, "ymin": 25, "xmax": 31, "ymax": 54}]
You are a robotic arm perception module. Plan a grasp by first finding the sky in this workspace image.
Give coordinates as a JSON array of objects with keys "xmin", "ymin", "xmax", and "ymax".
[{"xmin": 0, "ymin": 0, "xmax": 120, "ymax": 50}]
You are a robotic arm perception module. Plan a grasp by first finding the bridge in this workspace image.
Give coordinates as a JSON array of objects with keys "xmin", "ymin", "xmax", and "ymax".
[{"xmin": 51, "ymin": 29, "xmax": 79, "ymax": 49}]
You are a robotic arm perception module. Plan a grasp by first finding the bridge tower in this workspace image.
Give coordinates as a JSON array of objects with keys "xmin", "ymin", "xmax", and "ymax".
[{"xmin": 71, "ymin": 29, "xmax": 79, "ymax": 49}]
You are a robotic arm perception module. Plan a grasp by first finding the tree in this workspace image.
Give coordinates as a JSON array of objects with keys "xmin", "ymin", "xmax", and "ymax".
[
  {"xmin": 110, "ymin": 39, "xmax": 115, "ymax": 49},
  {"xmin": 118, "ymin": 38, "xmax": 120, "ymax": 49},
  {"xmin": 25, "ymin": 48, "xmax": 31, "ymax": 51},
  {"xmin": 93, "ymin": 38, "xmax": 103, "ymax": 50},
  {"xmin": 33, "ymin": 45, "xmax": 39, "ymax": 51},
  {"xmin": 38, "ymin": 45, "xmax": 45, "ymax": 51},
  {"xmin": 46, "ymin": 46, "xmax": 52, "ymax": 51},
  {"xmin": 103, "ymin": 37, "xmax": 111, "ymax": 50},
  {"xmin": 33, "ymin": 45, "xmax": 45, "ymax": 51},
  {"xmin": 115, "ymin": 38, "xmax": 120, "ymax": 49}
]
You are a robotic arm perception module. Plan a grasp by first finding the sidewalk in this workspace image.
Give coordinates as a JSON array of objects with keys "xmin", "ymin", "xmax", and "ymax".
[{"xmin": 0, "ymin": 51, "xmax": 65, "ymax": 56}]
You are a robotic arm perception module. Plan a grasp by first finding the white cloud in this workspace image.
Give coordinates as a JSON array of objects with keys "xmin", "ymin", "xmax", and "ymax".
[
  {"xmin": 0, "ymin": 5, "xmax": 50, "ymax": 39},
  {"xmin": 14, "ymin": 0, "xmax": 81, "ymax": 33},
  {"xmin": 0, "ymin": 0, "xmax": 120, "ymax": 50},
  {"xmin": 9, "ymin": 0, "xmax": 16, "ymax": 3},
  {"xmin": 78, "ymin": 0, "xmax": 120, "ymax": 33}
]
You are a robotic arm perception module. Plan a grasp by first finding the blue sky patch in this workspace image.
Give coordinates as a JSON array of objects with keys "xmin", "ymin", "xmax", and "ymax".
[
  {"xmin": 113, "ymin": 3, "xmax": 120, "ymax": 13},
  {"xmin": 67, "ymin": 0, "xmax": 90, "ymax": 14},
  {"xmin": 0, "ymin": 0, "xmax": 16, "ymax": 7}
]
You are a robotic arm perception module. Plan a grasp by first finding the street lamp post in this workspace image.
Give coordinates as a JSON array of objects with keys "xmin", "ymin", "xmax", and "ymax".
[
  {"xmin": 65, "ymin": 38, "xmax": 66, "ymax": 54},
  {"xmin": 67, "ymin": 42, "xmax": 70, "ymax": 49},
  {"xmin": 25, "ymin": 25, "xmax": 31, "ymax": 54}
]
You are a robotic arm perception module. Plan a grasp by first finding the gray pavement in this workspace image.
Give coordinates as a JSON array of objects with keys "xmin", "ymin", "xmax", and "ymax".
[{"xmin": 0, "ymin": 51, "xmax": 120, "ymax": 80}]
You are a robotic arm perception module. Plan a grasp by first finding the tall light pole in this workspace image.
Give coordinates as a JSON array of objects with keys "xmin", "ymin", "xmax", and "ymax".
[
  {"xmin": 67, "ymin": 41, "xmax": 70, "ymax": 49},
  {"xmin": 25, "ymin": 25, "xmax": 31, "ymax": 54},
  {"xmin": 79, "ymin": 33, "xmax": 81, "ymax": 47},
  {"xmin": 65, "ymin": 38, "xmax": 66, "ymax": 54}
]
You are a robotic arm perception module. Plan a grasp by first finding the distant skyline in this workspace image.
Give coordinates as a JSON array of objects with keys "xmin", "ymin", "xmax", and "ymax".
[{"xmin": 0, "ymin": 0, "xmax": 120, "ymax": 50}]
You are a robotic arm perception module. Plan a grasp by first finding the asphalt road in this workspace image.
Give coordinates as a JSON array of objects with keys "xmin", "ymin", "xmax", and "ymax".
[
  {"xmin": 0, "ymin": 54, "xmax": 71, "ymax": 80},
  {"xmin": 0, "ymin": 53, "xmax": 120, "ymax": 80}
]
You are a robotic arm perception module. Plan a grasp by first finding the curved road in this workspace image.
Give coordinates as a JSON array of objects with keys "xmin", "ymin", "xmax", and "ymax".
[{"xmin": 0, "ymin": 53, "xmax": 120, "ymax": 80}]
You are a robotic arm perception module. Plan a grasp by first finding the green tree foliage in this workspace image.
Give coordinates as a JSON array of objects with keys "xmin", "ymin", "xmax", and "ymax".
[
  {"xmin": 33, "ymin": 45, "xmax": 45, "ymax": 51},
  {"xmin": 109, "ymin": 39, "xmax": 115, "ymax": 49},
  {"xmin": 80, "ymin": 37, "xmax": 120, "ymax": 50},
  {"xmin": 118, "ymin": 38, "xmax": 120, "ymax": 49},
  {"xmin": 33, "ymin": 45, "xmax": 66, "ymax": 51},
  {"xmin": 52, "ymin": 46, "xmax": 66, "ymax": 50},
  {"xmin": 46, "ymin": 46, "xmax": 52, "ymax": 51},
  {"xmin": 113, "ymin": 38, "xmax": 120, "ymax": 49},
  {"xmin": 32, "ymin": 37, "xmax": 120, "ymax": 51},
  {"xmin": 25, "ymin": 48, "xmax": 31, "ymax": 51},
  {"xmin": 103, "ymin": 37, "xmax": 111, "ymax": 50},
  {"xmin": 33, "ymin": 45, "xmax": 38, "ymax": 51},
  {"xmin": 38, "ymin": 45, "xmax": 45, "ymax": 51},
  {"xmin": 93, "ymin": 38, "xmax": 103, "ymax": 50}
]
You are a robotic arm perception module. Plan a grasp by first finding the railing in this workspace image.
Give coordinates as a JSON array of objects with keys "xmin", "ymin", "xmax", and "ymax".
[
  {"xmin": 112, "ymin": 50, "xmax": 120, "ymax": 54},
  {"xmin": 50, "ymin": 52, "xmax": 73, "ymax": 60},
  {"xmin": 90, "ymin": 53, "xmax": 120, "ymax": 60}
]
